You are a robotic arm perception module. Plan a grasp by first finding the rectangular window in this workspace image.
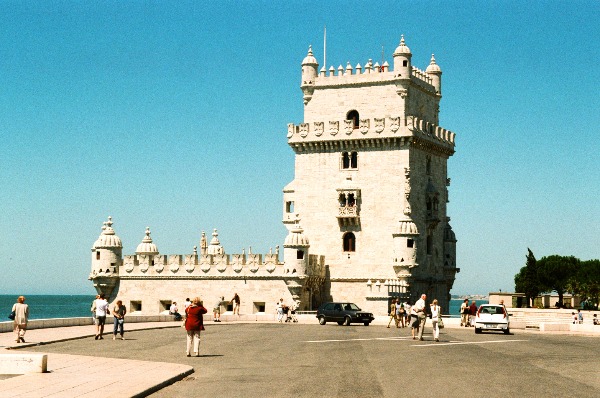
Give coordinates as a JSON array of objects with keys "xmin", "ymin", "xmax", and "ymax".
[
  {"xmin": 160, "ymin": 300, "xmax": 171, "ymax": 312},
  {"xmin": 407, "ymin": 239, "xmax": 414, "ymax": 248},
  {"xmin": 131, "ymin": 301, "xmax": 142, "ymax": 312},
  {"xmin": 286, "ymin": 201, "xmax": 294, "ymax": 213},
  {"xmin": 253, "ymin": 302, "xmax": 266, "ymax": 313},
  {"xmin": 226, "ymin": 303, "xmax": 233, "ymax": 312},
  {"xmin": 96, "ymin": 251, "xmax": 100, "ymax": 260},
  {"xmin": 297, "ymin": 250, "xmax": 304, "ymax": 259}
]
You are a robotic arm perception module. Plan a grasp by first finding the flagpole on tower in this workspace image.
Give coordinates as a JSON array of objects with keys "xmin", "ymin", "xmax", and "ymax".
[{"xmin": 323, "ymin": 25, "xmax": 327, "ymax": 72}]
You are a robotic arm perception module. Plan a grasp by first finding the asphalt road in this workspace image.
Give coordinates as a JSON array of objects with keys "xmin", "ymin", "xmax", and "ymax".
[{"xmin": 26, "ymin": 323, "xmax": 600, "ymax": 398}]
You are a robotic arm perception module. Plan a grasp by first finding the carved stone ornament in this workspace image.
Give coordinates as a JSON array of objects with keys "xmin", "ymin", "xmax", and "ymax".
[
  {"xmin": 390, "ymin": 117, "xmax": 400, "ymax": 132},
  {"xmin": 232, "ymin": 261, "xmax": 243, "ymax": 273},
  {"xmin": 374, "ymin": 118, "xmax": 385, "ymax": 133},
  {"xmin": 405, "ymin": 115, "xmax": 415, "ymax": 131},
  {"xmin": 287, "ymin": 123, "xmax": 295, "ymax": 138},
  {"xmin": 200, "ymin": 259, "xmax": 211, "ymax": 273},
  {"xmin": 184, "ymin": 255, "xmax": 195, "ymax": 272},
  {"xmin": 344, "ymin": 119, "xmax": 353, "ymax": 135},
  {"xmin": 397, "ymin": 88, "xmax": 408, "ymax": 98},
  {"xmin": 329, "ymin": 120, "xmax": 339, "ymax": 136},
  {"xmin": 155, "ymin": 255, "xmax": 165, "ymax": 273},
  {"xmin": 139, "ymin": 255, "xmax": 149, "ymax": 273},
  {"xmin": 299, "ymin": 123, "xmax": 309, "ymax": 138},
  {"xmin": 265, "ymin": 259, "xmax": 276, "ymax": 273},
  {"xmin": 124, "ymin": 256, "xmax": 134, "ymax": 273},
  {"xmin": 215, "ymin": 255, "xmax": 227, "ymax": 272},
  {"xmin": 248, "ymin": 256, "xmax": 259, "ymax": 273},
  {"xmin": 314, "ymin": 121, "xmax": 324, "ymax": 137},
  {"xmin": 359, "ymin": 119, "xmax": 369, "ymax": 134},
  {"xmin": 169, "ymin": 255, "xmax": 180, "ymax": 273}
]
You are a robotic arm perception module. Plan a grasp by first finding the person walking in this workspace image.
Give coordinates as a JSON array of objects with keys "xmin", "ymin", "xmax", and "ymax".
[
  {"xmin": 90, "ymin": 295, "xmax": 99, "ymax": 323},
  {"xmin": 94, "ymin": 293, "xmax": 110, "ymax": 340},
  {"xmin": 112, "ymin": 300, "xmax": 127, "ymax": 340},
  {"xmin": 276, "ymin": 298, "xmax": 285, "ymax": 322},
  {"xmin": 410, "ymin": 304, "xmax": 419, "ymax": 340},
  {"xmin": 387, "ymin": 299, "xmax": 398, "ymax": 328},
  {"xmin": 469, "ymin": 300, "xmax": 477, "ymax": 327},
  {"xmin": 396, "ymin": 301, "xmax": 405, "ymax": 328},
  {"xmin": 184, "ymin": 297, "xmax": 207, "ymax": 357},
  {"xmin": 213, "ymin": 296, "xmax": 225, "ymax": 322},
  {"xmin": 430, "ymin": 299, "xmax": 442, "ymax": 342},
  {"xmin": 460, "ymin": 298, "xmax": 469, "ymax": 327},
  {"xmin": 577, "ymin": 309, "xmax": 583, "ymax": 324},
  {"xmin": 230, "ymin": 293, "xmax": 241, "ymax": 316},
  {"xmin": 414, "ymin": 294, "xmax": 427, "ymax": 341},
  {"xmin": 12, "ymin": 296, "xmax": 29, "ymax": 343}
]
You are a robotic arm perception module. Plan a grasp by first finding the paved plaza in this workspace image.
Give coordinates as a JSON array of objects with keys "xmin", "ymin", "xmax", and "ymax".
[{"xmin": 3, "ymin": 320, "xmax": 599, "ymax": 398}]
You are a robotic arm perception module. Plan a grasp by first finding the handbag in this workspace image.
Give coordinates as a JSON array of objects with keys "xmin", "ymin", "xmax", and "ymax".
[
  {"xmin": 8, "ymin": 310, "xmax": 16, "ymax": 320},
  {"xmin": 438, "ymin": 317, "xmax": 444, "ymax": 329}
]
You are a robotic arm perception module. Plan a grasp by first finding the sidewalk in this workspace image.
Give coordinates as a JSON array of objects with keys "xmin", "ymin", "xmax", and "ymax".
[{"xmin": 0, "ymin": 321, "xmax": 190, "ymax": 398}]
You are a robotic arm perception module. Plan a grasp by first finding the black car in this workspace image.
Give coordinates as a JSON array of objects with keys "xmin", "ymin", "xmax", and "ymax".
[{"xmin": 316, "ymin": 302, "xmax": 375, "ymax": 326}]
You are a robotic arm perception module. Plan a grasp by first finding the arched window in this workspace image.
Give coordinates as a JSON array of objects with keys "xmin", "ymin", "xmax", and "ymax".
[
  {"xmin": 350, "ymin": 152, "xmax": 358, "ymax": 168},
  {"xmin": 347, "ymin": 193, "xmax": 355, "ymax": 207},
  {"xmin": 342, "ymin": 152, "xmax": 350, "ymax": 169},
  {"xmin": 343, "ymin": 232, "xmax": 356, "ymax": 252},
  {"xmin": 339, "ymin": 193, "xmax": 347, "ymax": 207},
  {"xmin": 346, "ymin": 110, "xmax": 359, "ymax": 129}
]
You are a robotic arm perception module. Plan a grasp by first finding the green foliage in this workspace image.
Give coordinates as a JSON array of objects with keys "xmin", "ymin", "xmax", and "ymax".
[
  {"xmin": 514, "ymin": 248, "xmax": 540, "ymax": 307},
  {"xmin": 570, "ymin": 259, "xmax": 600, "ymax": 307},
  {"xmin": 536, "ymin": 255, "xmax": 580, "ymax": 305}
]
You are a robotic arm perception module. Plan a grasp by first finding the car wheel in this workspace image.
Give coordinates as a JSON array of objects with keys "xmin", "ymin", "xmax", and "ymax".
[
  {"xmin": 318, "ymin": 316, "xmax": 326, "ymax": 325},
  {"xmin": 343, "ymin": 316, "xmax": 351, "ymax": 326},
  {"xmin": 475, "ymin": 328, "xmax": 482, "ymax": 334},
  {"xmin": 504, "ymin": 328, "xmax": 510, "ymax": 334},
  {"xmin": 363, "ymin": 322, "xmax": 370, "ymax": 326}
]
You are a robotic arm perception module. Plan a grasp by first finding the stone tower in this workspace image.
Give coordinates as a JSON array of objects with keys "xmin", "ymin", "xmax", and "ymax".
[
  {"xmin": 90, "ymin": 216, "xmax": 122, "ymax": 298},
  {"xmin": 284, "ymin": 36, "xmax": 459, "ymax": 313}
]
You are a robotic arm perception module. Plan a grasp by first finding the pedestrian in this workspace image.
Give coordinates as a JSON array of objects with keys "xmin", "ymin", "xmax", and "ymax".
[
  {"xmin": 276, "ymin": 298, "xmax": 285, "ymax": 322},
  {"xmin": 11, "ymin": 296, "xmax": 29, "ymax": 343},
  {"xmin": 577, "ymin": 309, "xmax": 583, "ymax": 324},
  {"xmin": 112, "ymin": 300, "xmax": 127, "ymax": 340},
  {"xmin": 571, "ymin": 312, "xmax": 577, "ymax": 324},
  {"xmin": 410, "ymin": 304, "xmax": 419, "ymax": 340},
  {"xmin": 469, "ymin": 300, "xmax": 477, "ymax": 327},
  {"xmin": 289, "ymin": 300, "xmax": 299, "ymax": 323},
  {"xmin": 430, "ymin": 299, "xmax": 441, "ymax": 342},
  {"xmin": 414, "ymin": 294, "xmax": 427, "ymax": 341},
  {"xmin": 184, "ymin": 297, "xmax": 208, "ymax": 357},
  {"xmin": 90, "ymin": 294, "xmax": 99, "ymax": 323},
  {"xmin": 184, "ymin": 298, "xmax": 192, "ymax": 310},
  {"xmin": 387, "ymin": 299, "xmax": 397, "ymax": 328},
  {"xmin": 593, "ymin": 314, "xmax": 599, "ymax": 325},
  {"xmin": 396, "ymin": 301, "xmax": 406, "ymax": 328},
  {"xmin": 94, "ymin": 293, "xmax": 110, "ymax": 340},
  {"xmin": 213, "ymin": 296, "xmax": 225, "ymax": 322},
  {"xmin": 460, "ymin": 299, "xmax": 469, "ymax": 327},
  {"xmin": 230, "ymin": 293, "xmax": 241, "ymax": 315},
  {"xmin": 403, "ymin": 302, "xmax": 411, "ymax": 327},
  {"xmin": 170, "ymin": 301, "xmax": 182, "ymax": 321}
]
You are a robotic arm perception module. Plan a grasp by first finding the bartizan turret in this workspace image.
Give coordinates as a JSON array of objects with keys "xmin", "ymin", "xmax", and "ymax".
[
  {"xmin": 426, "ymin": 54, "xmax": 442, "ymax": 96},
  {"xmin": 90, "ymin": 216, "xmax": 122, "ymax": 298},
  {"xmin": 283, "ymin": 215, "xmax": 310, "ymax": 276},
  {"xmin": 301, "ymin": 45, "xmax": 319, "ymax": 105}
]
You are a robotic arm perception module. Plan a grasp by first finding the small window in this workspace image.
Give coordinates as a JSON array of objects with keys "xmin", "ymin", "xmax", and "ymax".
[
  {"xmin": 346, "ymin": 110, "xmax": 359, "ymax": 128},
  {"xmin": 159, "ymin": 300, "xmax": 171, "ymax": 312},
  {"xmin": 131, "ymin": 301, "xmax": 142, "ymax": 312},
  {"xmin": 226, "ymin": 303, "xmax": 233, "ymax": 312},
  {"xmin": 286, "ymin": 201, "xmax": 294, "ymax": 213},
  {"xmin": 343, "ymin": 232, "xmax": 356, "ymax": 252},
  {"xmin": 407, "ymin": 239, "xmax": 414, "ymax": 248},
  {"xmin": 339, "ymin": 193, "xmax": 347, "ymax": 207},
  {"xmin": 96, "ymin": 251, "xmax": 100, "ymax": 260},
  {"xmin": 403, "ymin": 60, "xmax": 408, "ymax": 67},
  {"xmin": 341, "ymin": 151, "xmax": 358, "ymax": 170},
  {"xmin": 297, "ymin": 250, "xmax": 304, "ymax": 260},
  {"xmin": 253, "ymin": 302, "xmax": 266, "ymax": 313},
  {"xmin": 342, "ymin": 152, "xmax": 350, "ymax": 169},
  {"xmin": 347, "ymin": 194, "xmax": 355, "ymax": 207}
]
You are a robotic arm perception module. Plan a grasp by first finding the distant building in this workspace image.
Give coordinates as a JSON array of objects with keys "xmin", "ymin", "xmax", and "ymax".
[{"xmin": 90, "ymin": 36, "xmax": 459, "ymax": 315}]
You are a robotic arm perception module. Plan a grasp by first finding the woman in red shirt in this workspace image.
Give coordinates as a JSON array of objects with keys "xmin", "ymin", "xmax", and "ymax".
[{"xmin": 184, "ymin": 297, "xmax": 208, "ymax": 357}]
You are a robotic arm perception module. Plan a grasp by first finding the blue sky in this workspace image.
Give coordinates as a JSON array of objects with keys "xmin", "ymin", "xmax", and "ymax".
[{"xmin": 1, "ymin": 1, "xmax": 598, "ymax": 295}]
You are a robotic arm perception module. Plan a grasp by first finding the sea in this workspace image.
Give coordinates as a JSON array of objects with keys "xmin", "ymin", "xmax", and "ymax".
[{"xmin": 1, "ymin": 295, "xmax": 487, "ymax": 320}]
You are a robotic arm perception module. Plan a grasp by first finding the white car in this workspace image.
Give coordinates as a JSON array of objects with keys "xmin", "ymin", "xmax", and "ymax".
[{"xmin": 474, "ymin": 304, "xmax": 510, "ymax": 334}]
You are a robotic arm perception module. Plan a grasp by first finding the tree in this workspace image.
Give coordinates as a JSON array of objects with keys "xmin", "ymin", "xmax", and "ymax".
[
  {"xmin": 514, "ymin": 248, "xmax": 540, "ymax": 307},
  {"xmin": 569, "ymin": 259, "xmax": 600, "ymax": 309},
  {"xmin": 536, "ymin": 255, "xmax": 579, "ymax": 306}
]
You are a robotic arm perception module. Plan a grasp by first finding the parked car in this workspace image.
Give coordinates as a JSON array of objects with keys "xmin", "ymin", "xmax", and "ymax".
[
  {"xmin": 316, "ymin": 302, "xmax": 374, "ymax": 326},
  {"xmin": 474, "ymin": 304, "xmax": 510, "ymax": 334}
]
